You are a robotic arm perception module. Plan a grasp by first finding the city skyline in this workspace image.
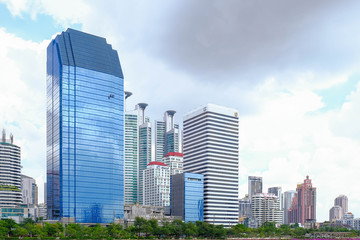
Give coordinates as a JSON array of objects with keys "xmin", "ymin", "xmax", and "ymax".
[{"xmin": 1, "ymin": 0, "xmax": 360, "ymax": 222}]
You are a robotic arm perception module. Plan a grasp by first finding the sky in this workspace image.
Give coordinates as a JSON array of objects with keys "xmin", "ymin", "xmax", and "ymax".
[{"xmin": 1, "ymin": 0, "xmax": 360, "ymax": 222}]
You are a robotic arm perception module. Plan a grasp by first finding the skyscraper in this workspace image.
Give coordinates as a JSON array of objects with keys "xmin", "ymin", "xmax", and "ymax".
[
  {"xmin": 47, "ymin": 29, "xmax": 124, "ymax": 223},
  {"xmin": 0, "ymin": 130, "xmax": 22, "ymax": 206},
  {"xmin": 183, "ymin": 103, "xmax": 239, "ymax": 226},
  {"xmin": 155, "ymin": 111, "xmax": 179, "ymax": 161},
  {"xmin": 248, "ymin": 176, "xmax": 262, "ymax": 200},
  {"xmin": 283, "ymin": 190, "xmax": 296, "ymax": 224},
  {"xmin": 288, "ymin": 176, "xmax": 316, "ymax": 225},
  {"xmin": 138, "ymin": 103, "xmax": 152, "ymax": 205},
  {"xmin": 334, "ymin": 195, "xmax": 348, "ymax": 215},
  {"xmin": 124, "ymin": 100, "xmax": 152, "ymax": 205}
]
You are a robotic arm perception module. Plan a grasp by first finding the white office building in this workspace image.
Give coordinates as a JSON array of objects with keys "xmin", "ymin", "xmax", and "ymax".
[
  {"xmin": 143, "ymin": 162, "xmax": 170, "ymax": 207},
  {"xmin": 251, "ymin": 193, "xmax": 283, "ymax": 225},
  {"xmin": 0, "ymin": 130, "xmax": 22, "ymax": 207},
  {"xmin": 163, "ymin": 152, "xmax": 183, "ymax": 175},
  {"xmin": 183, "ymin": 103, "xmax": 239, "ymax": 226},
  {"xmin": 21, "ymin": 175, "xmax": 38, "ymax": 205}
]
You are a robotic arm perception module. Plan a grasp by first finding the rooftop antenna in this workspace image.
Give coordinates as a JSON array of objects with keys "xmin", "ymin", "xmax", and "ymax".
[{"xmin": 10, "ymin": 133, "xmax": 13, "ymax": 144}]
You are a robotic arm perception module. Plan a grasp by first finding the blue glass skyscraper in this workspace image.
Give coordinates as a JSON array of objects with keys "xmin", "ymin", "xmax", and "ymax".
[{"xmin": 46, "ymin": 28, "xmax": 124, "ymax": 223}]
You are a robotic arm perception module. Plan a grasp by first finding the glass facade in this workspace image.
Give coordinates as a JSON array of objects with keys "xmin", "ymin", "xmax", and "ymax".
[
  {"xmin": 171, "ymin": 173, "xmax": 203, "ymax": 223},
  {"xmin": 47, "ymin": 29, "xmax": 124, "ymax": 223},
  {"xmin": 138, "ymin": 123, "xmax": 151, "ymax": 204},
  {"xmin": 124, "ymin": 114, "xmax": 138, "ymax": 204}
]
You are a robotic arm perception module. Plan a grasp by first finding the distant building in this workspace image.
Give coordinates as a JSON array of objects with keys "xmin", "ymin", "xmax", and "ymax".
[
  {"xmin": 354, "ymin": 218, "xmax": 360, "ymax": 230},
  {"xmin": 335, "ymin": 195, "xmax": 348, "ymax": 215},
  {"xmin": 155, "ymin": 111, "xmax": 180, "ymax": 161},
  {"xmin": 163, "ymin": 152, "xmax": 183, "ymax": 175},
  {"xmin": 124, "ymin": 204, "xmax": 175, "ymax": 225},
  {"xmin": 171, "ymin": 172, "xmax": 203, "ymax": 222},
  {"xmin": 335, "ymin": 212, "xmax": 355, "ymax": 229},
  {"xmin": 283, "ymin": 190, "xmax": 296, "ymax": 224},
  {"xmin": 239, "ymin": 195, "xmax": 252, "ymax": 218},
  {"xmin": 329, "ymin": 205, "xmax": 343, "ymax": 222},
  {"xmin": 138, "ymin": 104, "xmax": 152, "ymax": 205},
  {"xmin": 143, "ymin": 162, "xmax": 170, "ymax": 206},
  {"xmin": 288, "ymin": 176, "xmax": 316, "ymax": 225},
  {"xmin": 251, "ymin": 193, "xmax": 283, "ymax": 225},
  {"xmin": 248, "ymin": 176, "xmax": 262, "ymax": 200},
  {"xmin": 0, "ymin": 130, "xmax": 22, "ymax": 207},
  {"xmin": 38, "ymin": 203, "xmax": 47, "ymax": 220},
  {"xmin": 183, "ymin": 104, "xmax": 239, "ymax": 226},
  {"xmin": 21, "ymin": 175, "xmax": 38, "ymax": 205},
  {"xmin": 268, "ymin": 187, "xmax": 283, "ymax": 209},
  {"xmin": 124, "ymin": 101, "xmax": 152, "ymax": 205}
]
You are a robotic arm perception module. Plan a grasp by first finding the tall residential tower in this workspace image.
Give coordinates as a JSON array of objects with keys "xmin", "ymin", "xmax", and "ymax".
[
  {"xmin": 47, "ymin": 29, "xmax": 124, "ymax": 223},
  {"xmin": 183, "ymin": 104, "xmax": 239, "ymax": 226}
]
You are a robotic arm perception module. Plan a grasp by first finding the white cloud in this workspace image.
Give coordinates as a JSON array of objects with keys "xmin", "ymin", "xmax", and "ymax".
[{"xmin": 0, "ymin": 28, "xmax": 48, "ymax": 203}]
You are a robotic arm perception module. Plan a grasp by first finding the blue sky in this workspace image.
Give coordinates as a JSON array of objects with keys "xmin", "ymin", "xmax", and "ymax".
[{"xmin": 1, "ymin": 0, "xmax": 360, "ymax": 222}]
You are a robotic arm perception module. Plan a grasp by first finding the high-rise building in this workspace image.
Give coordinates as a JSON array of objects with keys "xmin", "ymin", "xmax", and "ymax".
[
  {"xmin": 335, "ymin": 195, "xmax": 348, "ymax": 215},
  {"xmin": 21, "ymin": 175, "xmax": 38, "ymax": 205},
  {"xmin": 0, "ymin": 130, "xmax": 22, "ymax": 206},
  {"xmin": 124, "ymin": 99, "xmax": 152, "ymax": 205},
  {"xmin": 183, "ymin": 103, "xmax": 239, "ymax": 226},
  {"xmin": 288, "ymin": 176, "xmax": 316, "ymax": 225},
  {"xmin": 251, "ymin": 193, "xmax": 283, "ymax": 225},
  {"xmin": 163, "ymin": 152, "xmax": 183, "ymax": 175},
  {"xmin": 248, "ymin": 176, "xmax": 262, "ymax": 200},
  {"xmin": 143, "ymin": 162, "xmax": 170, "ymax": 206},
  {"xmin": 138, "ymin": 104, "xmax": 152, "ymax": 205},
  {"xmin": 47, "ymin": 28, "xmax": 124, "ymax": 223},
  {"xmin": 283, "ymin": 190, "xmax": 296, "ymax": 224},
  {"xmin": 155, "ymin": 111, "xmax": 179, "ymax": 161},
  {"xmin": 268, "ymin": 187, "xmax": 282, "ymax": 209},
  {"xmin": 239, "ymin": 195, "xmax": 252, "ymax": 218},
  {"xmin": 329, "ymin": 205, "xmax": 343, "ymax": 222},
  {"xmin": 171, "ymin": 172, "xmax": 204, "ymax": 222}
]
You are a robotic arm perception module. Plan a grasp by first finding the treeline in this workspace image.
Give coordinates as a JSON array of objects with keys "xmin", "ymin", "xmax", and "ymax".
[{"xmin": 0, "ymin": 217, "xmax": 359, "ymax": 239}]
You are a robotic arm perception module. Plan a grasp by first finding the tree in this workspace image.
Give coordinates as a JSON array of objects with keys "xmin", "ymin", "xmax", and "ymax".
[
  {"xmin": 12, "ymin": 226, "xmax": 28, "ymax": 238},
  {"xmin": 134, "ymin": 217, "xmax": 147, "ymax": 237}
]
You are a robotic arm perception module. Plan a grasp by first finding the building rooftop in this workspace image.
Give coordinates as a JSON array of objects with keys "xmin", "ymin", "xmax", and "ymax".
[
  {"xmin": 164, "ymin": 152, "xmax": 183, "ymax": 157},
  {"xmin": 147, "ymin": 161, "xmax": 168, "ymax": 167}
]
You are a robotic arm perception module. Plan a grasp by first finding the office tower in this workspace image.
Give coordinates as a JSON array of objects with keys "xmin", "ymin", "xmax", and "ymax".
[
  {"xmin": 334, "ymin": 195, "xmax": 348, "ymax": 215},
  {"xmin": 248, "ymin": 176, "xmax": 262, "ymax": 200},
  {"xmin": 155, "ymin": 111, "xmax": 179, "ymax": 161},
  {"xmin": 287, "ymin": 176, "xmax": 316, "ymax": 225},
  {"xmin": 239, "ymin": 195, "xmax": 252, "ymax": 218},
  {"xmin": 163, "ymin": 152, "xmax": 183, "ymax": 175},
  {"xmin": 283, "ymin": 190, "xmax": 296, "ymax": 224},
  {"xmin": 143, "ymin": 162, "xmax": 170, "ymax": 206},
  {"xmin": 21, "ymin": 175, "xmax": 38, "ymax": 205},
  {"xmin": 183, "ymin": 103, "xmax": 239, "ymax": 226},
  {"xmin": 251, "ymin": 193, "xmax": 283, "ymax": 225},
  {"xmin": 329, "ymin": 205, "xmax": 343, "ymax": 222},
  {"xmin": 0, "ymin": 130, "xmax": 22, "ymax": 206},
  {"xmin": 171, "ymin": 173, "xmax": 204, "ymax": 222},
  {"xmin": 138, "ymin": 103, "xmax": 152, "ymax": 205},
  {"xmin": 47, "ymin": 29, "xmax": 124, "ymax": 223},
  {"xmin": 124, "ymin": 99, "xmax": 151, "ymax": 205}
]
